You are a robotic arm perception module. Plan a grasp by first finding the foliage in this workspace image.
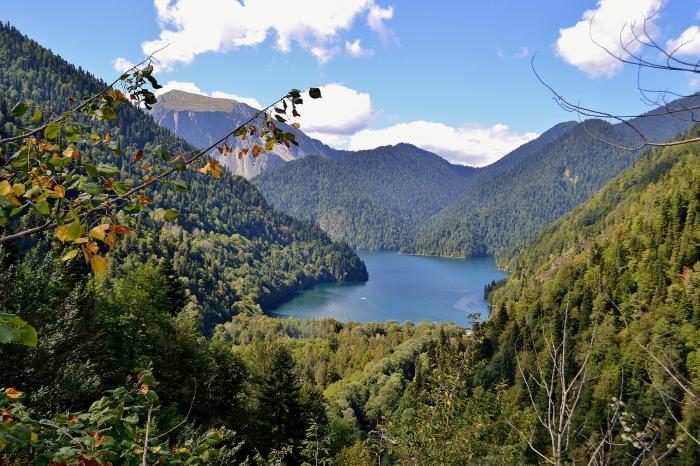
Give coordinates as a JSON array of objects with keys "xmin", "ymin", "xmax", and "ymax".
[
  {"xmin": 0, "ymin": 371, "xmax": 226, "ymax": 465},
  {"xmin": 0, "ymin": 21, "xmax": 366, "ymax": 334},
  {"xmin": 254, "ymin": 144, "xmax": 476, "ymax": 250}
]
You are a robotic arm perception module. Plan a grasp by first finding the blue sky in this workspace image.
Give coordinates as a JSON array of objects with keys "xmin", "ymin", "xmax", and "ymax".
[{"xmin": 3, "ymin": 0, "xmax": 699, "ymax": 165}]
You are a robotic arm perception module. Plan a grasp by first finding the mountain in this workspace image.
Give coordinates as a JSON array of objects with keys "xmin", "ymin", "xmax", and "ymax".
[
  {"xmin": 410, "ymin": 99, "xmax": 700, "ymax": 258},
  {"xmin": 253, "ymin": 143, "xmax": 477, "ymax": 249},
  {"xmin": 463, "ymin": 126, "xmax": 700, "ymax": 463},
  {"xmin": 150, "ymin": 89, "xmax": 343, "ymax": 178},
  {"xmin": 0, "ymin": 22, "xmax": 367, "ymax": 331}
]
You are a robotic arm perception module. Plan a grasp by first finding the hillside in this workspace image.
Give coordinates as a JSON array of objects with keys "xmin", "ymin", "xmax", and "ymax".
[
  {"xmin": 409, "ymin": 100, "xmax": 700, "ymax": 258},
  {"xmin": 253, "ymin": 144, "xmax": 476, "ymax": 249},
  {"xmin": 0, "ymin": 22, "xmax": 367, "ymax": 330},
  {"xmin": 150, "ymin": 89, "xmax": 343, "ymax": 178},
  {"xmin": 462, "ymin": 127, "xmax": 700, "ymax": 463}
]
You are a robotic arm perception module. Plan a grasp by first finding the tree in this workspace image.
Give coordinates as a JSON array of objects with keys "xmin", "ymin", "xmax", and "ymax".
[
  {"xmin": 535, "ymin": 1, "xmax": 700, "ymax": 150},
  {"xmin": 254, "ymin": 346, "xmax": 308, "ymax": 463}
]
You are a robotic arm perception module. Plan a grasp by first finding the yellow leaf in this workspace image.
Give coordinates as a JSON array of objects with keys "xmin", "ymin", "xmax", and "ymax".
[
  {"xmin": 198, "ymin": 163, "xmax": 210, "ymax": 175},
  {"xmin": 264, "ymin": 140, "xmax": 275, "ymax": 151},
  {"xmin": 61, "ymin": 249, "xmax": 79, "ymax": 261},
  {"xmin": 30, "ymin": 432, "xmax": 38, "ymax": 443},
  {"xmin": 0, "ymin": 181, "xmax": 11, "ymax": 197},
  {"xmin": 252, "ymin": 145, "xmax": 262, "ymax": 157},
  {"xmin": 90, "ymin": 224, "xmax": 110, "ymax": 241},
  {"xmin": 90, "ymin": 255, "xmax": 107, "ymax": 274},
  {"xmin": 210, "ymin": 160, "xmax": 222, "ymax": 178},
  {"xmin": 55, "ymin": 225, "xmax": 68, "ymax": 243},
  {"xmin": 53, "ymin": 185, "xmax": 65, "ymax": 198},
  {"xmin": 12, "ymin": 184, "xmax": 25, "ymax": 197},
  {"xmin": 5, "ymin": 388, "xmax": 23, "ymax": 399}
]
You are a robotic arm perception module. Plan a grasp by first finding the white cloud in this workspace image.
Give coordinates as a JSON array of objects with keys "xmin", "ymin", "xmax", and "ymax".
[
  {"xmin": 310, "ymin": 45, "xmax": 341, "ymax": 64},
  {"xmin": 118, "ymin": 0, "xmax": 395, "ymax": 70},
  {"xmin": 496, "ymin": 46, "xmax": 505, "ymax": 58},
  {"xmin": 348, "ymin": 121, "xmax": 539, "ymax": 166},
  {"xmin": 154, "ymin": 80, "xmax": 262, "ymax": 108},
  {"xmin": 367, "ymin": 3, "xmax": 396, "ymax": 44},
  {"xmin": 113, "ymin": 57, "xmax": 135, "ymax": 73},
  {"xmin": 556, "ymin": 0, "xmax": 663, "ymax": 78},
  {"xmin": 346, "ymin": 39, "xmax": 374, "ymax": 57},
  {"xmin": 291, "ymin": 84, "xmax": 372, "ymax": 143},
  {"xmin": 666, "ymin": 26, "xmax": 700, "ymax": 57},
  {"xmin": 513, "ymin": 46, "xmax": 532, "ymax": 59},
  {"xmin": 690, "ymin": 77, "xmax": 700, "ymax": 89},
  {"xmin": 513, "ymin": 47, "xmax": 532, "ymax": 59}
]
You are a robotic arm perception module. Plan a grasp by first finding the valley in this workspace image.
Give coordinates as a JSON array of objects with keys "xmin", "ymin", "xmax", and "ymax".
[{"xmin": 1, "ymin": 2, "xmax": 699, "ymax": 464}]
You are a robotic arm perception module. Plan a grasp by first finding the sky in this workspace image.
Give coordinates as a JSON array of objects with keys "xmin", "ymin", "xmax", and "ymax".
[{"xmin": 2, "ymin": 0, "xmax": 700, "ymax": 166}]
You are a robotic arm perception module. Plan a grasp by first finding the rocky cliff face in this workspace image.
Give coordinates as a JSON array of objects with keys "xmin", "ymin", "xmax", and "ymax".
[{"xmin": 150, "ymin": 90, "xmax": 342, "ymax": 178}]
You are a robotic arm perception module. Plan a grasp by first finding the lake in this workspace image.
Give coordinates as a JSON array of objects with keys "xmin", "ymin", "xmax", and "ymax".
[{"xmin": 270, "ymin": 251, "xmax": 508, "ymax": 326}]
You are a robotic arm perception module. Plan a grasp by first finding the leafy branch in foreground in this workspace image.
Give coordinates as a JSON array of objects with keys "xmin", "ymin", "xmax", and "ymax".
[
  {"xmin": 0, "ymin": 370, "xmax": 227, "ymax": 465},
  {"xmin": 0, "ymin": 58, "xmax": 322, "ymax": 276}
]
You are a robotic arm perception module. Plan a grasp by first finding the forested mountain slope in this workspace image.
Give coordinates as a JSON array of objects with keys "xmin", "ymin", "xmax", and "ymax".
[
  {"xmin": 469, "ymin": 127, "xmax": 700, "ymax": 463},
  {"xmin": 0, "ymin": 22, "xmax": 366, "ymax": 330},
  {"xmin": 150, "ymin": 89, "xmax": 343, "ymax": 178},
  {"xmin": 410, "ymin": 100, "xmax": 700, "ymax": 258},
  {"xmin": 254, "ymin": 144, "xmax": 477, "ymax": 249}
]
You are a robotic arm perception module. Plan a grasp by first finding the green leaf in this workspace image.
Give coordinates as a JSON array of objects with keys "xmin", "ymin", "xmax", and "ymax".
[
  {"xmin": 174, "ymin": 179, "xmax": 188, "ymax": 192},
  {"xmin": 9, "ymin": 102, "xmax": 28, "ymax": 118},
  {"xmin": 44, "ymin": 122, "xmax": 61, "ymax": 140},
  {"xmin": 34, "ymin": 201, "xmax": 50, "ymax": 216},
  {"xmin": 82, "ymin": 160, "xmax": 98, "ymax": 177},
  {"xmin": 309, "ymin": 87, "xmax": 322, "ymax": 99},
  {"xmin": 108, "ymin": 140, "xmax": 121, "ymax": 155},
  {"xmin": 31, "ymin": 109, "xmax": 43, "ymax": 123},
  {"xmin": 274, "ymin": 115, "xmax": 286, "ymax": 123},
  {"xmin": 163, "ymin": 209, "xmax": 179, "ymax": 221},
  {"xmin": 97, "ymin": 163, "xmax": 120, "ymax": 178}
]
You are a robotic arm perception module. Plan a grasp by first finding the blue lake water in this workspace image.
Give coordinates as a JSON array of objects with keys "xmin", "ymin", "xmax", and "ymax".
[{"xmin": 270, "ymin": 251, "xmax": 508, "ymax": 326}]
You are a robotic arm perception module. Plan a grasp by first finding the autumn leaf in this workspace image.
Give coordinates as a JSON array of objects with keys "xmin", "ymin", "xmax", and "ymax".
[
  {"xmin": 5, "ymin": 387, "xmax": 23, "ymax": 399},
  {"xmin": 90, "ymin": 224, "xmax": 110, "ymax": 241},
  {"xmin": 291, "ymin": 123, "xmax": 301, "ymax": 129},
  {"xmin": 199, "ymin": 160, "xmax": 222, "ymax": 178},
  {"xmin": 92, "ymin": 431, "xmax": 104, "ymax": 447},
  {"xmin": 238, "ymin": 148, "xmax": 248, "ymax": 160},
  {"xmin": 139, "ymin": 384, "xmax": 149, "ymax": 395},
  {"xmin": 103, "ymin": 133, "xmax": 110, "ymax": 143},
  {"xmin": 53, "ymin": 185, "xmax": 65, "ymax": 198},
  {"xmin": 252, "ymin": 145, "xmax": 262, "ymax": 157},
  {"xmin": 210, "ymin": 160, "xmax": 222, "ymax": 178},
  {"xmin": 213, "ymin": 429, "xmax": 224, "ymax": 441},
  {"xmin": 12, "ymin": 184, "xmax": 25, "ymax": 197},
  {"xmin": 90, "ymin": 255, "xmax": 107, "ymax": 274},
  {"xmin": 264, "ymin": 140, "xmax": 275, "ymax": 151},
  {"xmin": 132, "ymin": 149, "xmax": 144, "ymax": 161},
  {"xmin": 61, "ymin": 249, "xmax": 79, "ymax": 261},
  {"xmin": 0, "ymin": 180, "xmax": 11, "ymax": 197}
]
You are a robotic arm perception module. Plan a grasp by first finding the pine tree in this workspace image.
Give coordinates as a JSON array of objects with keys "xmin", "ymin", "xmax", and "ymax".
[{"xmin": 254, "ymin": 346, "xmax": 308, "ymax": 463}]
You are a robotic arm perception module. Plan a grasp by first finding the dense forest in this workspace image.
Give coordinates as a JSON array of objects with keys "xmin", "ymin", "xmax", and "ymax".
[
  {"xmin": 0, "ymin": 22, "xmax": 367, "ymax": 331},
  {"xmin": 2, "ymin": 18, "xmax": 700, "ymax": 466},
  {"xmin": 254, "ymin": 144, "xmax": 476, "ymax": 250},
  {"xmin": 253, "ymin": 98, "xmax": 698, "ymax": 259}
]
